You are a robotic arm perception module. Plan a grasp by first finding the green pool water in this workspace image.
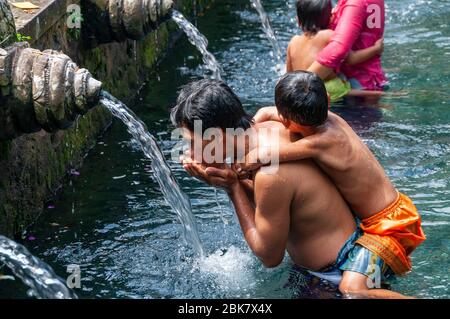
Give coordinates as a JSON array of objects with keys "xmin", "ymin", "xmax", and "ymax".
[{"xmin": 1, "ymin": 0, "xmax": 449, "ymax": 298}]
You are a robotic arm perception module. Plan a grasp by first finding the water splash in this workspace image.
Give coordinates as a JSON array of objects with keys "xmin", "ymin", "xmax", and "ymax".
[
  {"xmin": 171, "ymin": 10, "xmax": 222, "ymax": 80},
  {"xmin": 100, "ymin": 91, "xmax": 204, "ymax": 256},
  {"xmin": 195, "ymin": 246, "xmax": 257, "ymax": 293},
  {"xmin": 0, "ymin": 235, "xmax": 76, "ymax": 299},
  {"xmin": 250, "ymin": 0, "xmax": 283, "ymax": 72}
]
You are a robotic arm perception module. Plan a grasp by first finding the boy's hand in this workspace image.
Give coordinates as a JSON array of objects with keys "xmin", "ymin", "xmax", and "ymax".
[
  {"xmin": 234, "ymin": 147, "xmax": 271, "ymax": 176},
  {"xmin": 231, "ymin": 164, "xmax": 251, "ymax": 180},
  {"xmin": 375, "ymin": 38, "xmax": 384, "ymax": 55},
  {"xmin": 253, "ymin": 106, "xmax": 279, "ymax": 123}
]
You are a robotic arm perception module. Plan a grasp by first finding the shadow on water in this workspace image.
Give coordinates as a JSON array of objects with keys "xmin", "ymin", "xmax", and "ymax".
[{"xmin": 1, "ymin": 0, "xmax": 449, "ymax": 298}]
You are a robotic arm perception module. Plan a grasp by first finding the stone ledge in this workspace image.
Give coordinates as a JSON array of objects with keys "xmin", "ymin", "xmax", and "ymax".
[{"xmin": 9, "ymin": 0, "xmax": 75, "ymax": 43}]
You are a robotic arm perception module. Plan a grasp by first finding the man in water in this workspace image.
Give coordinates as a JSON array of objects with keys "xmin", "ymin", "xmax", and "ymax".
[{"xmin": 171, "ymin": 79, "xmax": 409, "ymax": 298}]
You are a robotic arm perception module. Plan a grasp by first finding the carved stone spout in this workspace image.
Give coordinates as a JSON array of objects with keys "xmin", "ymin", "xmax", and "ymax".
[
  {"xmin": 0, "ymin": 43, "xmax": 102, "ymax": 140},
  {"xmin": 83, "ymin": 0, "xmax": 174, "ymax": 45}
]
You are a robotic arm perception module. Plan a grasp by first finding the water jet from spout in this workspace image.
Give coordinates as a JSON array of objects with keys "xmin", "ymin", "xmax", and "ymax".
[
  {"xmin": 171, "ymin": 10, "xmax": 222, "ymax": 80},
  {"xmin": 100, "ymin": 91, "xmax": 204, "ymax": 256}
]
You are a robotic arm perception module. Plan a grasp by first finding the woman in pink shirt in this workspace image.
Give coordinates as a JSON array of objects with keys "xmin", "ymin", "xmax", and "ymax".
[{"xmin": 309, "ymin": 0, "xmax": 387, "ymax": 91}]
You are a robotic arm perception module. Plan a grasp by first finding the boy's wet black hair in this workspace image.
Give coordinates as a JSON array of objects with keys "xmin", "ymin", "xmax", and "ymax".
[
  {"xmin": 275, "ymin": 71, "xmax": 328, "ymax": 127},
  {"xmin": 296, "ymin": 0, "xmax": 332, "ymax": 35},
  {"xmin": 171, "ymin": 79, "xmax": 253, "ymax": 132}
]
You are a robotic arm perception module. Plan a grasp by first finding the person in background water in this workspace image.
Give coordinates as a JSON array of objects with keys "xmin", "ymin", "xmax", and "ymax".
[
  {"xmin": 287, "ymin": 0, "xmax": 385, "ymax": 102},
  {"xmin": 308, "ymin": 0, "xmax": 388, "ymax": 93}
]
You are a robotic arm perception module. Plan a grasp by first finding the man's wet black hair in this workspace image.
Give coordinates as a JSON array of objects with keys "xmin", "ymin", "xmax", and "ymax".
[
  {"xmin": 275, "ymin": 71, "xmax": 328, "ymax": 127},
  {"xmin": 171, "ymin": 79, "xmax": 253, "ymax": 132},
  {"xmin": 296, "ymin": 0, "xmax": 332, "ymax": 35}
]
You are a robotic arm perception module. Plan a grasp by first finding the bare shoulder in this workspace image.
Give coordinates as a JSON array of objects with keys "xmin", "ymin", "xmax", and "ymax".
[
  {"xmin": 254, "ymin": 164, "xmax": 294, "ymax": 192},
  {"xmin": 317, "ymin": 113, "xmax": 357, "ymax": 151},
  {"xmin": 253, "ymin": 165, "xmax": 297, "ymax": 215},
  {"xmin": 288, "ymin": 35, "xmax": 304, "ymax": 49},
  {"xmin": 317, "ymin": 29, "xmax": 334, "ymax": 43},
  {"xmin": 255, "ymin": 159, "xmax": 315, "ymax": 184},
  {"xmin": 327, "ymin": 112, "xmax": 353, "ymax": 131},
  {"xmin": 303, "ymin": 117, "xmax": 346, "ymax": 152},
  {"xmin": 290, "ymin": 34, "xmax": 303, "ymax": 43},
  {"xmin": 304, "ymin": 126, "xmax": 332, "ymax": 151},
  {"xmin": 254, "ymin": 167, "xmax": 286, "ymax": 187}
]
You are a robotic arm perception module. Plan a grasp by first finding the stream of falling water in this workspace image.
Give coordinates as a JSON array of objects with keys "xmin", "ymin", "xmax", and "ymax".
[
  {"xmin": 0, "ymin": 235, "xmax": 76, "ymax": 299},
  {"xmin": 250, "ymin": 0, "xmax": 283, "ymax": 72},
  {"xmin": 171, "ymin": 10, "xmax": 222, "ymax": 80},
  {"xmin": 100, "ymin": 91, "xmax": 204, "ymax": 256}
]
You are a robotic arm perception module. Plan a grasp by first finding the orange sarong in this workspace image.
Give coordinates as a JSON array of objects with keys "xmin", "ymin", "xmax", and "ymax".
[{"xmin": 355, "ymin": 192, "xmax": 426, "ymax": 275}]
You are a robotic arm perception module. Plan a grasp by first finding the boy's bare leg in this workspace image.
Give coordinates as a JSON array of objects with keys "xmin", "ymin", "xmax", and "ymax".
[{"xmin": 339, "ymin": 271, "xmax": 414, "ymax": 299}]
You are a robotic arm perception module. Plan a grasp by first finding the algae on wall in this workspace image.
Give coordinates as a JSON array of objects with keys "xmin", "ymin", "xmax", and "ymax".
[{"xmin": 0, "ymin": 111, "xmax": 112, "ymax": 236}]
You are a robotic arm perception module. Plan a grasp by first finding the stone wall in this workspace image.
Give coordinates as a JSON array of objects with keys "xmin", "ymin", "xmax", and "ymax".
[
  {"xmin": 0, "ymin": 0, "xmax": 15, "ymax": 46},
  {"xmin": 0, "ymin": 0, "xmax": 214, "ymax": 237}
]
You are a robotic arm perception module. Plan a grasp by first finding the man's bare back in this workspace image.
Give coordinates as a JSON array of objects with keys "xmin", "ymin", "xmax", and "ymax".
[{"xmin": 252, "ymin": 121, "xmax": 356, "ymax": 270}]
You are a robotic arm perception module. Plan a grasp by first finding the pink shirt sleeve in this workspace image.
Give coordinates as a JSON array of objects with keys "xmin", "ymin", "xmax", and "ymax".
[{"xmin": 317, "ymin": 0, "xmax": 366, "ymax": 70}]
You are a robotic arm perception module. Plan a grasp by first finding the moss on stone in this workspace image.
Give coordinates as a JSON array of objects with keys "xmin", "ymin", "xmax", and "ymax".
[{"xmin": 143, "ymin": 25, "xmax": 170, "ymax": 69}]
